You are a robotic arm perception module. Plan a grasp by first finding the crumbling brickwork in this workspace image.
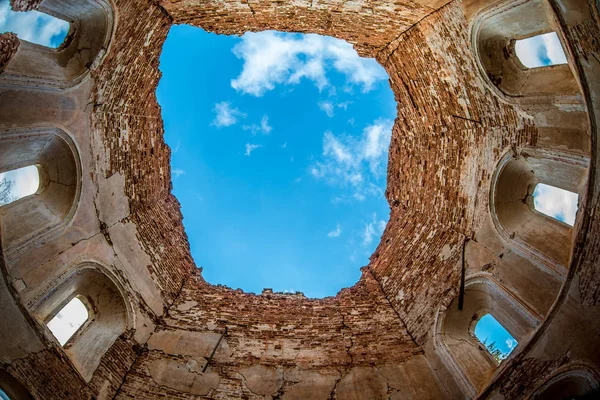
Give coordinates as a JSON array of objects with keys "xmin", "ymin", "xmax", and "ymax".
[
  {"xmin": 370, "ymin": 1, "xmax": 537, "ymax": 344},
  {"xmin": 114, "ymin": 269, "xmax": 434, "ymax": 398},
  {"xmin": 1, "ymin": 0, "xmax": 599, "ymax": 398},
  {"xmin": 159, "ymin": 0, "xmax": 447, "ymax": 56},
  {"xmin": 0, "ymin": 33, "xmax": 19, "ymax": 73},
  {"xmin": 9, "ymin": 0, "xmax": 42, "ymax": 12}
]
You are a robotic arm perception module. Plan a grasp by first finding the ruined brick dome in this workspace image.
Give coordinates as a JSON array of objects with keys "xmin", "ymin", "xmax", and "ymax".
[{"xmin": 1, "ymin": 0, "xmax": 600, "ymax": 399}]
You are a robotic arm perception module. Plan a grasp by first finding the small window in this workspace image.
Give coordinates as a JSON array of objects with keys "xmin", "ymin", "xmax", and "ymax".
[
  {"xmin": 533, "ymin": 183, "xmax": 579, "ymax": 226},
  {"xmin": 0, "ymin": 165, "xmax": 40, "ymax": 206},
  {"xmin": 515, "ymin": 32, "xmax": 568, "ymax": 68},
  {"xmin": 474, "ymin": 314, "xmax": 517, "ymax": 363},
  {"xmin": 0, "ymin": 5, "xmax": 69, "ymax": 48},
  {"xmin": 0, "ymin": 388, "xmax": 9, "ymax": 400},
  {"xmin": 47, "ymin": 297, "xmax": 89, "ymax": 346}
]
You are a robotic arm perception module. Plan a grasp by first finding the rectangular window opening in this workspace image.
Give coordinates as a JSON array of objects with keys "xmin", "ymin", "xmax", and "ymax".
[
  {"xmin": 474, "ymin": 313, "xmax": 518, "ymax": 363},
  {"xmin": 0, "ymin": 165, "xmax": 40, "ymax": 206},
  {"xmin": 47, "ymin": 297, "xmax": 89, "ymax": 346},
  {"xmin": 533, "ymin": 183, "xmax": 579, "ymax": 226},
  {"xmin": 0, "ymin": 5, "xmax": 69, "ymax": 49},
  {"xmin": 515, "ymin": 32, "xmax": 568, "ymax": 69}
]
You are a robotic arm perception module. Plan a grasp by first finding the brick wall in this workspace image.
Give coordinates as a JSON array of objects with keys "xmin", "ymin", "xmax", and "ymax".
[{"xmin": 0, "ymin": 33, "xmax": 19, "ymax": 73}]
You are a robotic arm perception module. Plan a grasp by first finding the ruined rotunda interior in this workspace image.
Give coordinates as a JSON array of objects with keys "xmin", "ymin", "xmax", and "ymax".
[{"xmin": 1, "ymin": 0, "xmax": 600, "ymax": 398}]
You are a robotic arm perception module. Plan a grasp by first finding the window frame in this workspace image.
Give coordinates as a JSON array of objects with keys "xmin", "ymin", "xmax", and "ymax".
[
  {"xmin": 0, "ymin": 164, "xmax": 46, "ymax": 208},
  {"xmin": 512, "ymin": 31, "xmax": 568, "ymax": 71},
  {"xmin": 530, "ymin": 182, "xmax": 579, "ymax": 228},
  {"xmin": 45, "ymin": 294, "xmax": 93, "ymax": 347},
  {"xmin": 471, "ymin": 312, "xmax": 518, "ymax": 366}
]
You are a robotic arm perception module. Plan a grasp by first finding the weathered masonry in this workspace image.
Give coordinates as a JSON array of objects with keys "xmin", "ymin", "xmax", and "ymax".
[{"xmin": 1, "ymin": 0, "xmax": 599, "ymax": 398}]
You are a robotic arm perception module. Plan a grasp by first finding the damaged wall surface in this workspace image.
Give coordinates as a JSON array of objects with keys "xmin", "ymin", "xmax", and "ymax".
[{"xmin": 0, "ymin": 0, "xmax": 599, "ymax": 398}]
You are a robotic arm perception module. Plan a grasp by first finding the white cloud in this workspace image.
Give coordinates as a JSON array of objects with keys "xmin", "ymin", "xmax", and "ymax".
[
  {"xmin": 172, "ymin": 141, "xmax": 181, "ymax": 153},
  {"xmin": 318, "ymin": 101, "xmax": 352, "ymax": 117},
  {"xmin": 261, "ymin": 115, "xmax": 272, "ymax": 134},
  {"xmin": 337, "ymin": 101, "xmax": 351, "ymax": 111},
  {"xmin": 0, "ymin": 2, "xmax": 69, "ymax": 48},
  {"xmin": 243, "ymin": 115, "xmax": 272, "ymax": 135},
  {"xmin": 211, "ymin": 101, "xmax": 245, "ymax": 128},
  {"xmin": 353, "ymin": 193, "xmax": 366, "ymax": 202},
  {"xmin": 172, "ymin": 169, "xmax": 185, "ymax": 178},
  {"xmin": 230, "ymin": 31, "xmax": 387, "ymax": 96},
  {"xmin": 506, "ymin": 338, "xmax": 517, "ymax": 350},
  {"xmin": 363, "ymin": 121, "xmax": 393, "ymax": 174},
  {"xmin": 362, "ymin": 214, "xmax": 387, "ymax": 247},
  {"xmin": 310, "ymin": 119, "xmax": 393, "ymax": 201},
  {"xmin": 533, "ymin": 183, "xmax": 578, "ymax": 226},
  {"xmin": 242, "ymin": 124, "xmax": 260, "ymax": 135},
  {"xmin": 327, "ymin": 224, "xmax": 342, "ymax": 238},
  {"xmin": 318, "ymin": 101, "xmax": 335, "ymax": 117},
  {"xmin": 323, "ymin": 131, "xmax": 354, "ymax": 165},
  {"xmin": 245, "ymin": 143, "xmax": 261, "ymax": 156},
  {"xmin": 515, "ymin": 32, "xmax": 567, "ymax": 69}
]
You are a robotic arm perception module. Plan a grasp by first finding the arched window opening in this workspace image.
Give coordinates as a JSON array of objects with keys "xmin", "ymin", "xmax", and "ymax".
[
  {"xmin": 31, "ymin": 266, "xmax": 128, "ymax": 381},
  {"xmin": 0, "ymin": 127, "xmax": 80, "ymax": 262},
  {"xmin": 0, "ymin": 0, "xmax": 114, "ymax": 89},
  {"xmin": 437, "ymin": 278, "xmax": 539, "ymax": 396},
  {"xmin": 0, "ymin": 3, "xmax": 69, "ymax": 49},
  {"xmin": 0, "ymin": 387, "xmax": 10, "ymax": 400},
  {"xmin": 0, "ymin": 166, "xmax": 40, "ymax": 206},
  {"xmin": 492, "ymin": 151, "xmax": 588, "ymax": 270},
  {"xmin": 46, "ymin": 297, "xmax": 89, "ymax": 346},
  {"xmin": 474, "ymin": 313, "xmax": 518, "ymax": 363},
  {"xmin": 474, "ymin": 0, "xmax": 579, "ymax": 98},
  {"xmin": 533, "ymin": 183, "xmax": 579, "ymax": 226},
  {"xmin": 533, "ymin": 369, "xmax": 600, "ymax": 399},
  {"xmin": 515, "ymin": 32, "xmax": 567, "ymax": 69}
]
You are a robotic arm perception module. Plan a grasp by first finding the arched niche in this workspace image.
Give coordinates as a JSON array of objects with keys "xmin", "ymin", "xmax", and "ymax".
[
  {"xmin": 435, "ymin": 276, "xmax": 540, "ymax": 397},
  {"xmin": 0, "ymin": 370, "xmax": 32, "ymax": 400},
  {"xmin": 472, "ymin": 0, "xmax": 580, "ymax": 100},
  {"xmin": 532, "ymin": 367, "xmax": 600, "ymax": 399},
  {"xmin": 0, "ymin": 127, "xmax": 81, "ymax": 261},
  {"xmin": 0, "ymin": 0, "xmax": 114, "ymax": 89},
  {"xmin": 490, "ymin": 148, "xmax": 588, "ymax": 275},
  {"xmin": 28, "ymin": 263, "xmax": 131, "ymax": 382}
]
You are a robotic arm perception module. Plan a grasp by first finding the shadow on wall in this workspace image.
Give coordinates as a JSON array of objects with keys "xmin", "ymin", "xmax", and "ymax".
[
  {"xmin": 0, "ymin": 127, "xmax": 81, "ymax": 262},
  {"xmin": 1, "ymin": 0, "xmax": 113, "ymax": 88}
]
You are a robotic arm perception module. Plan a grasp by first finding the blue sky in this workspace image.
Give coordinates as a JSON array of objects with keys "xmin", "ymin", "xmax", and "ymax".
[
  {"xmin": 0, "ymin": 0, "xmax": 68, "ymax": 48},
  {"xmin": 474, "ymin": 314, "xmax": 518, "ymax": 360},
  {"xmin": 515, "ymin": 32, "xmax": 567, "ymax": 68},
  {"xmin": 157, "ymin": 27, "xmax": 395, "ymax": 297},
  {"xmin": 0, "ymin": 6, "xmax": 579, "ymax": 299},
  {"xmin": 533, "ymin": 183, "xmax": 578, "ymax": 226}
]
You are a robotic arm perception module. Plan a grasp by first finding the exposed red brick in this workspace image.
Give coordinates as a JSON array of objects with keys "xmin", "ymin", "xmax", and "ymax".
[{"xmin": 0, "ymin": 33, "xmax": 19, "ymax": 73}]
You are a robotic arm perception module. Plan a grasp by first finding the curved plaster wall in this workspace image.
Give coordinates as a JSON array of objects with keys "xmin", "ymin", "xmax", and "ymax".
[
  {"xmin": 29, "ymin": 263, "xmax": 130, "ymax": 381},
  {"xmin": 532, "ymin": 367, "xmax": 600, "ymax": 399},
  {"xmin": 0, "ymin": 0, "xmax": 598, "ymax": 398},
  {"xmin": 473, "ymin": 0, "xmax": 580, "ymax": 100},
  {"xmin": 0, "ymin": 0, "xmax": 113, "ymax": 89},
  {"xmin": 0, "ymin": 127, "xmax": 81, "ymax": 261},
  {"xmin": 437, "ymin": 276, "xmax": 539, "ymax": 395},
  {"xmin": 491, "ymin": 148, "xmax": 588, "ymax": 273}
]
